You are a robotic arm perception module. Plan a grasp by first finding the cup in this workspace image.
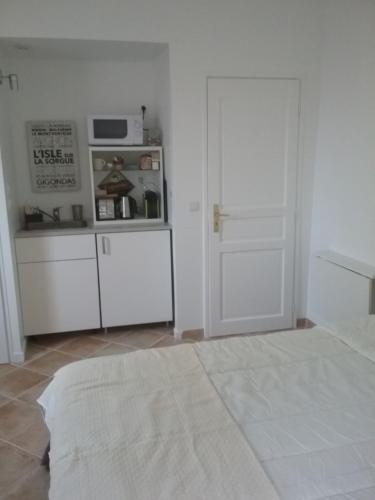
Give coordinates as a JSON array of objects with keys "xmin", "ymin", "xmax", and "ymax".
[
  {"xmin": 72, "ymin": 204, "xmax": 83, "ymax": 221},
  {"xmin": 94, "ymin": 158, "xmax": 106, "ymax": 171}
]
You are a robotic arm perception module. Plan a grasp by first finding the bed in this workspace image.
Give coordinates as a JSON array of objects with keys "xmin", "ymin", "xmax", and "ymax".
[{"xmin": 39, "ymin": 318, "xmax": 375, "ymax": 500}]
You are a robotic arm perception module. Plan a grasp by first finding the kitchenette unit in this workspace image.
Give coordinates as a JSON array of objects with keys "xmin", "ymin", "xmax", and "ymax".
[
  {"xmin": 0, "ymin": 39, "xmax": 174, "ymax": 362},
  {"xmin": 15, "ymin": 112, "xmax": 173, "ymax": 336},
  {"xmin": 0, "ymin": 40, "xmax": 173, "ymax": 348},
  {"xmin": 15, "ymin": 224, "xmax": 173, "ymax": 336}
]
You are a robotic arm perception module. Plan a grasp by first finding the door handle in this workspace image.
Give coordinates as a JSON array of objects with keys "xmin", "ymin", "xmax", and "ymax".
[
  {"xmin": 213, "ymin": 204, "xmax": 230, "ymax": 233},
  {"xmin": 102, "ymin": 236, "xmax": 111, "ymax": 255}
]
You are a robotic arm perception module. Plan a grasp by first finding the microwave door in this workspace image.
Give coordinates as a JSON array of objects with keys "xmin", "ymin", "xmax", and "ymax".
[{"xmin": 93, "ymin": 119, "xmax": 128, "ymax": 140}]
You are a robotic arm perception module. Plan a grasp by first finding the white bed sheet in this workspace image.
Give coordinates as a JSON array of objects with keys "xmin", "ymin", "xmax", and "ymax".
[
  {"xmin": 195, "ymin": 326, "xmax": 375, "ymax": 499},
  {"xmin": 40, "ymin": 321, "xmax": 375, "ymax": 500},
  {"xmin": 39, "ymin": 343, "xmax": 279, "ymax": 500}
]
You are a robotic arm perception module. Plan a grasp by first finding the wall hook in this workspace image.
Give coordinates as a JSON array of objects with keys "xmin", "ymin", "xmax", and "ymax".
[{"xmin": 0, "ymin": 69, "xmax": 19, "ymax": 91}]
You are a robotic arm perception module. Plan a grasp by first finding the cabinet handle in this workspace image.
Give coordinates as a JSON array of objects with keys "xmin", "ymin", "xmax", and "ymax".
[{"xmin": 102, "ymin": 236, "xmax": 110, "ymax": 255}]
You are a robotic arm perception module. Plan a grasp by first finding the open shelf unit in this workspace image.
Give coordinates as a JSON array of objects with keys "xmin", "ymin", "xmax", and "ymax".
[{"xmin": 88, "ymin": 146, "xmax": 164, "ymax": 225}]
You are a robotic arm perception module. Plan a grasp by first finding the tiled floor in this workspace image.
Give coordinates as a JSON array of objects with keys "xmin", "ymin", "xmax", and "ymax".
[{"xmin": 0, "ymin": 320, "xmax": 313, "ymax": 499}]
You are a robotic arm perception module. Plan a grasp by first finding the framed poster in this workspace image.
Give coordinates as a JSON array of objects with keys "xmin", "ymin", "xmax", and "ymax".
[{"xmin": 26, "ymin": 120, "xmax": 81, "ymax": 192}]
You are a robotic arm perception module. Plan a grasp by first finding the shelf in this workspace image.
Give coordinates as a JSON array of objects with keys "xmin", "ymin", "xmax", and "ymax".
[
  {"xmin": 89, "ymin": 146, "xmax": 165, "ymax": 226},
  {"xmin": 89, "ymin": 146, "xmax": 162, "ymax": 151},
  {"xmin": 93, "ymin": 168, "xmax": 160, "ymax": 173},
  {"xmin": 92, "ymin": 217, "xmax": 164, "ymax": 226}
]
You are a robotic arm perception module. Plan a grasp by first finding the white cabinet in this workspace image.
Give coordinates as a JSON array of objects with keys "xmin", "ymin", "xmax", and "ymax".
[
  {"xmin": 16, "ymin": 229, "xmax": 173, "ymax": 336},
  {"xmin": 97, "ymin": 230, "xmax": 173, "ymax": 328},
  {"xmin": 16, "ymin": 235, "xmax": 100, "ymax": 336}
]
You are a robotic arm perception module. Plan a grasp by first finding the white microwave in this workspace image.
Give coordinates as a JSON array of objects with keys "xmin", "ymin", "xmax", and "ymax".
[{"xmin": 87, "ymin": 114, "xmax": 143, "ymax": 145}]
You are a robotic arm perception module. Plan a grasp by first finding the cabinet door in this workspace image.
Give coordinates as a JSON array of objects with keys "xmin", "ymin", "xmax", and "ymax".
[
  {"xmin": 18, "ymin": 259, "xmax": 101, "ymax": 336},
  {"xmin": 97, "ymin": 231, "xmax": 173, "ymax": 327}
]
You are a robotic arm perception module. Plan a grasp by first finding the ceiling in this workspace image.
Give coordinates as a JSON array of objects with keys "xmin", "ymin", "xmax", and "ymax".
[{"xmin": 0, "ymin": 38, "xmax": 168, "ymax": 61}]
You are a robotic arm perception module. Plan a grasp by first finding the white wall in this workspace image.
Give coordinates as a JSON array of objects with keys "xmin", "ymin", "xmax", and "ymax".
[
  {"xmin": 0, "ymin": 70, "xmax": 24, "ymax": 361},
  {"xmin": 5, "ymin": 56, "xmax": 160, "ymax": 222},
  {"xmin": 308, "ymin": 0, "xmax": 375, "ymax": 316},
  {"xmin": 0, "ymin": 0, "xmax": 324, "ymax": 334},
  {"xmin": 154, "ymin": 47, "xmax": 172, "ymax": 224}
]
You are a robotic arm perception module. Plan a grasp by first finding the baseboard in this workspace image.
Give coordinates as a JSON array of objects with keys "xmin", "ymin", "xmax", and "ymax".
[
  {"xmin": 173, "ymin": 327, "xmax": 182, "ymax": 339},
  {"xmin": 11, "ymin": 336, "xmax": 26, "ymax": 364},
  {"xmin": 11, "ymin": 349, "xmax": 25, "ymax": 364}
]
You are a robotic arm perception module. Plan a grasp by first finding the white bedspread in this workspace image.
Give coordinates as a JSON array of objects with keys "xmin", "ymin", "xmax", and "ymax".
[
  {"xmin": 39, "ymin": 321, "xmax": 375, "ymax": 500},
  {"xmin": 195, "ymin": 326, "xmax": 375, "ymax": 499},
  {"xmin": 39, "ymin": 343, "xmax": 279, "ymax": 500}
]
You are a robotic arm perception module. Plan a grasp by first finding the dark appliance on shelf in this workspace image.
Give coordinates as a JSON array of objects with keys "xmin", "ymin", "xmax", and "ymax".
[{"xmin": 144, "ymin": 190, "xmax": 160, "ymax": 219}]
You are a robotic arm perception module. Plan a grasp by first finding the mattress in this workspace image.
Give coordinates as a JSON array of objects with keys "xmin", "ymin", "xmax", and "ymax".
[{"xmin": 39, "ymin": 319, "xmax": 375, "ymax": 500}]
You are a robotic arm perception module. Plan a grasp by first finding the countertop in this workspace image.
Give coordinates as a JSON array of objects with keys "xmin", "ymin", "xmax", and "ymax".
[{"xmin": 15, "ymin": 221, "xmax": 172, "ymax": 238}]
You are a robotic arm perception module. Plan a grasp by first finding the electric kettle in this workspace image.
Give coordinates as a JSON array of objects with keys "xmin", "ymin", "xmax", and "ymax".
[{"xmin": 117, "ymin": 196, "xmax": 136, "ymax": 219}]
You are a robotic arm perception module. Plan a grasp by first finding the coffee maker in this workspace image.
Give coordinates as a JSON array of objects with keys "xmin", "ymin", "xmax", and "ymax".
[{"xmin": 144, "ymin": 190, "xmax": 160, "ymax": 219}]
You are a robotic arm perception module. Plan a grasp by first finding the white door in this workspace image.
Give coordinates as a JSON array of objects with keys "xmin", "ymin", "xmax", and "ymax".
[
  {"xmin": 97, "ymin": 230, "xmax": 173, "ymax": 328},
  {"xmin": 207, "ymin": 78, "xmax": 300, "ymax": 336}
]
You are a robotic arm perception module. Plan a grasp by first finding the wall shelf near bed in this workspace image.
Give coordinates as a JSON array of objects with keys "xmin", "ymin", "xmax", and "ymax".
[{"xmin": 309, "ymin": 250, "xmax": 375, "ymax": 325}]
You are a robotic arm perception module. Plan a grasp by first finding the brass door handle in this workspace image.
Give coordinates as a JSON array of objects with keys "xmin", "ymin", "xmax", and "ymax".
[{"xmin": 213, "ymin": 204, "xmax": 230, "ymax": 233}]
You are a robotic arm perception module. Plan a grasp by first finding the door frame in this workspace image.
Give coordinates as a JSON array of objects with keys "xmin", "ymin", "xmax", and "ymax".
[
  {"xmin": 203, "ymin": 76, "xmax": 302, "ymax": 338},
  {"xmin": 0, "ymin": 235, "xmax": 10, "ymax": 363},
  {"xmin": 0, "ymin": 151, "xmax": 13, "ymax": 362},
  {"xmin": 0, "ymin": 146, "xmax": 24, "ymax": 363}
]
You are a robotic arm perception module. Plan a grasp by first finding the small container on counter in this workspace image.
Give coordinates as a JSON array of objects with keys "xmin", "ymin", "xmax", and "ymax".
[{"xmin": 72, "ymin": 204, "xmax": 84, "ymax": 221}]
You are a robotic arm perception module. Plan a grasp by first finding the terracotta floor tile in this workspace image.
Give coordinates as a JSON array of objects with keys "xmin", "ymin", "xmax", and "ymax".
[
  {"xmin": 30, "ymin": 332, "xmax": 79, "ymax": 349},
  {"xmin": 0, "ymin": 364, "xmax": 16, "ymax": 378},
  {"xmin": 88, "ymin": 330, "xmax": 124, "ymax": 342},
  {"xmin": 0, "ymin": 393, "xmax": 11, "ymax": 408},
  {"xmin": 296, "ymin": 318, "xmax": 315, "ymax": 329},
  {"xmin": 57, "ymin": 336, "xmax": 109, "ymax": 357},
  {"xmin": 17, "ymin": 378, "xmax": 52, "ymax": 407},
  {"xmin": 4, "ymin": 464, "xmax": 50, "ymax": 500},
  {"xmin": 108, "ymin": 322, "xmax": 165, "ymax": 332},
  {"xmin": 10, "ymin": 410, "xmax": 49, "ymax": 458},
  {"xmin": 0, "ymin": 441, "xmax": 39, "ymax": 495},
  {"xmin": 0, "ymin": 400, "xmax": 40, "ymax": 441},
  {"xmin": 130, "ymin": 326, "xmax": 175, "ymax": 337},
  {"xmin": 0, "ymin": 368, "xmax": 48, "ymax": 398},
  {"xmin": 20, "ymin": 342, "xmax": 49, "ymax": 364},
  {"xmin": 153, "ymin": 335, "xmax": 183, "ymax": 348},
  {"xmin": 89, "ymin": 343, "xmax": 135, "ymax": 358},
  {"xmin": 89, "ymin": 326, "xmax": 134, "ymax": 341},
  {"xmin": 112, "ymin": 329, "xmax": 165, "ymax": 349},
  {"xmin": 182, "ymin": 329, "xmax": 204, "ymax": 341},
  {"xmin": 25, "ymin": 350, "xmax": 81, "ymax": 377}
]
